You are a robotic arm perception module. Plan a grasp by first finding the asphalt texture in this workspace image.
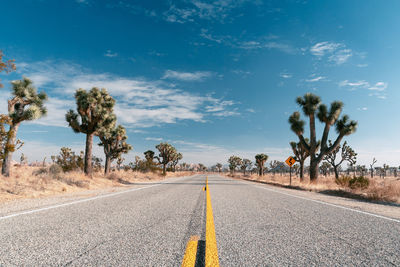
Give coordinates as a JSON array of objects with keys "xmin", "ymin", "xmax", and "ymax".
[{"xmin": 1, "ymin": 174, "xmax": 399, "ymax": 266}]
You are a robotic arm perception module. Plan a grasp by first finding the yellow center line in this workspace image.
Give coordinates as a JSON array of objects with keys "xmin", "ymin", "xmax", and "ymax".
[
  {"xmin": 205, "ymin": 176, "xmax": 220, "ymax": 267},
  {"xmin": 181, "ymin": 235, "xmax": 199, "ymax": 267}
]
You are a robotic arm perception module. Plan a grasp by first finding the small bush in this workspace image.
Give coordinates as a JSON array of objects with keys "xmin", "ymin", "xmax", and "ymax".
[
  {"xmin": 349, "ymin": 176, "xmax": 370, "ymax": 189},
  {"xmin": 33, "ymin": 167, "xmax": 48, "ymax": 176},
  {"xmin": 107, "ymin": 172, "xmax": 119, "ymax": 181},
  {"xmin": 49, "ymin": 164, "xmax": 62, "ymax": 175},
  {"xmin": 335, "ymin": 175, "xmax": 352, "ymax": 187}
]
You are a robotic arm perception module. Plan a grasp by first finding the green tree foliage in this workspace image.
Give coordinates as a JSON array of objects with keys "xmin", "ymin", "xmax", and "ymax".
[
  {"xmin": 0, "ymin": 50, "xmax": 16, "ymax": 88},
  {"xmin": 241, "ymin": 158, "xmax": 252, "ymax": 175},
  {"xmin": 171, "ymin": 152, "xmax": 183, "ymax": 172},
  {"xmin": 228, "ymin": 156, "xmax": 242, "ymax": 174},
  {"xmin": 289, "ymin": 93, "xmax": 357, "ymax": 181},
  {"xmin": 66, "ymin": 87, "xmax": 115, "ymax": 175},
  {"xmin": 216, "ymin": 163, "xmax": 222, "ymax": 173},
  {"xmin": 0, "ymin": 115, "xmax": 23, "ymax": 168},
  {"xmin": 53, "ymin": 147, "xmax": 85, "ymax": 172},
  {"xmin": 2, "ymin": 77, "xmax": 47, "ymax": 176},
  {"xmin": 155, "ymin": 142, "xmax": 177, "ymax": 175},
  {"xmin": 290, "ymin": 139, "xmax": 311, "ymax": 181},
  {"xmin": 255, "ymin": 154, "xmax": 269, "ymax": 176},
  {"xmin": 99, "ymin": 124, "xmax": 132, "ymax": 174},
  {"xmin": 320, "ymin": 162, "xmax": 331, "ymax": 176},
  {"xmin": 324, "ymin": 140, "xmax": 357, "ymax": 179},
  {"xmin": 143, "ymin": 150, "xmax": 157, "ymax": 171}
]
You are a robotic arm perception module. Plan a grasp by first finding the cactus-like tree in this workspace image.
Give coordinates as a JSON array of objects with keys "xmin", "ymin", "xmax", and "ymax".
[
  {"xmin": 255, "ymin": 154, "xmax": 269, "ymax": 176},
  {"xmin": 0, "ymin": 115, "xmax": 23, "ymax": 169},
  {"xmin": 290, "ymin": 139, "xmax": 311, "ymax": 181},
  {"xmin": 0, "ymin": 51, "xmax": 16, "ymax": 88},
  {"xmin": 370, "ymin": 158, "xmax": 377, "ymax": 178},
  {"xmin": 99, "ymin": 124, "xmax": 132, "ymax": 174},
  {"xmin": 241, "ymin": 159, "xmax": 252, "ymax": 175},
  {"xmin": 228, "ymin": 155, "xmax": 242, "ymax": 174},
  {"xmin": 216, "ymin": 163, "xmax": 222, "ymax": 173},
  {"xmin": 171, "ymin": 152, "xmax": 183, "ymax": 172},
  {"xmin": 155, "ymin": 142, "xmax": 177, "ymax": 175},
  {"xmin": 2, "ymin": 78, "xmax": 47, "ymax": 176},
  {"xmin": 289, "ymin": 93, "xmax": 357, "ymax": 181},
  {"xmin": 66, "ymin": 88, "xmax": 115, "ymax": 175},
  {"xmin": 324, "ymin": 140, "xmax": 357, "ymax": 179},
  {"xmin": 320, "ymin": 162, "xmax": 331, "ymax": 177}
]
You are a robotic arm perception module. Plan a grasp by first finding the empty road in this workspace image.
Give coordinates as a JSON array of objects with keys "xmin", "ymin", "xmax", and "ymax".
[{"xmin": 1, "ymin": 174, "xmax": 399, "ymax": 266}]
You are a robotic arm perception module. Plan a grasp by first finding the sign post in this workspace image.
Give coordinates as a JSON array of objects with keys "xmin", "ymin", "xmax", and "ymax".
[{"xmin": 285, "ymin": 156, "xmax": 296, "ymax": 186}]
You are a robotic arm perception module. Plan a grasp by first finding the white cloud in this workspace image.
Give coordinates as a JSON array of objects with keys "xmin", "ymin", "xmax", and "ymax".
[
  {"xmin": 16, "ymin": 61, "xmax": 238, "ymax": 128},
  {"xmin": 339, "ymin": 80, "xmax": 370, "ymax": 90},
  {"xmin": 280, "ymin": 72, "xmax": 292, "ymax": 79},
  {"xmin": 357, "ymin": 107, "xmax": 368, "ymax": 111},
  {"xmin": 356, "ymin": 63, "xmax": 368, "ymax": 68},
  {"xmin": 310, "ymin": 42, "xmax": 341, "ymax": 56},
  {"xmin": 306, "ymin": 76, "xmax": 325, "ymax": 82},
  {"xmin": 162, "ymin": 70, "xmax": 213, "ymax": 81},
  {"xmin": 369, "ymin": 82, "xmax": 387, "ymax": 91},
  {"xmin": 104, "ymin": 50, "xmax": 118, "ymax": 58},
  {"xmin": 310, "ymin": 41, "xmax": 352, "ymax": 65},
  {"xmin": 145, "ymin": 137, "xmax": 163, "ymax": 141},
  {"xmin": 239, "ymin": 41, "xmax": 296, "ymax": 54}
]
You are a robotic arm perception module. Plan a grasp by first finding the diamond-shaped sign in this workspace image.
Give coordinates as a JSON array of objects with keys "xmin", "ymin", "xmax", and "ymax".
[{"xmin": 285, "ymin": 156, "xmax": 296, "ymax": 167}]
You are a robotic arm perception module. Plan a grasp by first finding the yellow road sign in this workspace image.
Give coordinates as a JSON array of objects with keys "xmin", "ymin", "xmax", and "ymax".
[{"xmin": 285, "ymin": 156, "xmax": 296, "ymax": 167}]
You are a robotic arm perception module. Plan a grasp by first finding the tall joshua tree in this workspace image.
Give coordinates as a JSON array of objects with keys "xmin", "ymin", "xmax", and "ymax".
[
  {"xmin": 66, "ymin": 88, "xmax": 115, "ymax": 175},
  {"xmin": 228, "ymin": 155, "xmax": 242, "ymax": 174},
  {"xmin": 290, "ymin": 139, "xmax": 311, "ymax": 181},
  {"xmin": 171, "ymin": 152, "xmax": 183, "ymax": 172},
  {"xmin": 216, "ymin": 163, "xmax": 222, "ymax": 173},
  {"xmin": 2, "ymin": 77, "xmax": 47, "ymax": 176},
  {"xmin": 324, "ymin": 140, "xmax": 357, "ymax": 179},
  {"xmin": 289, "ymin": 93, "xmax": 357, "ymax": 181},
  {"xmin": 155, "ymin": 142, "xmax": 177, "ymax": 175},
  {"xmin": 99, "ymin": 124, "xmax": 132, "ymax": 174},
  {"xmin": 241, "ymin": 159, "xmax": 252, "ymax": 175},
  {"xmin": 255, "ymin": 154, "xmax": 268, "ymax": 176}
]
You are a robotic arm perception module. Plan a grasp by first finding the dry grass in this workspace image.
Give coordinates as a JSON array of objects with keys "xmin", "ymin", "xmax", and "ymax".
[
  {"xmin": 0, "ymin": 165, "xmax": 194, "ymax": 204},
  {"xmin": 227, "ymin": 172, "xmax": 400, "ymax": 204}
]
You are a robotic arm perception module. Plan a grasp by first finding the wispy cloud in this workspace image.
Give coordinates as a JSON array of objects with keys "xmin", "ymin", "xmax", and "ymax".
[
  {"xmin": 104, "ymin": 50, "xmax": 118, "ymax": 58},
  {"xmin": 339, "ymin": 79, "xmax": 388, "ymax": 98},
  {"xmin": 239, "ymin": 40, "xmax": 296, "ymax": 54},
  {"xmin": 306, "ymin": 76, "xmax": 325, "ymax": 82},
  {"xmin": 162, "ymin": 70, "xmax": 214, "ymax": 81},
  {"xmin": 310, "ymin": 41, "xmax": 352, "ymax": 65},
  {"xmin": 145, "ymin": 137, "xmax": 163, "ymax": 141},
  {"xmin": 280, "ymin": 72, "xmax": 292, "ymax": 79},
  {"xmin": 8, "ymin": 60, "xmax": 239, "ymax": 128}
]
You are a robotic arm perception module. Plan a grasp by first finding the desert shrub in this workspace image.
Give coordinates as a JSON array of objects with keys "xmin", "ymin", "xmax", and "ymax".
[
  {"xmin": 33, "ymin": 167, "xmax": 48, "ymax": 176},
  {"xmin": 349, "ymin": 176, "xmax": 370, "ymax": 189},
  {"xmin": 107, "ymin": 172, "xmax": 119, "ymax": 181},
  {"xmin": 336, "ymin": 175, "xmax": 352, "ymax": 187},
  {"xmin": 49, "ymin": 164, "xmax": 62, "ymax": 175},
  {"xmin": 62, "ymin": 178, "xmax": 89, "ymax": 188},
  {"xmin": 52, "ymin": 147, "xmax": 84, "ymax": 172}
]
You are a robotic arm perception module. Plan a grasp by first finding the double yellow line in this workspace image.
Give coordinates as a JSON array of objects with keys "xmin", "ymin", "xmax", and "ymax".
[{"xmin": 181, "ymin": 177, "xmax": 220, "ymax": 267}]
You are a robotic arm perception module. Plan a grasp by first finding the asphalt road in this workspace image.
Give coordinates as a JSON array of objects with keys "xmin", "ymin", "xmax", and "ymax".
[{"xmin": 1, "ymin": 174, "xmax": 399, "ymax": 266}]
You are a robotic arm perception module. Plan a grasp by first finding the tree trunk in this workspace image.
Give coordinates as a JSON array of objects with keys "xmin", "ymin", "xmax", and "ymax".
[
  {"xmin": 162, "ymin": 164, "xmax": 166, "ymax": 175},
  {"xmin": 259, "ymin": 166, "xmax": 262, "ymax": 176},
  {"xmin": 334, "ymin": 165, "xmax": 339, "ymax": 179},
  {"xmin": 299, "ymin": 160, "xmax": 304, "ymax": 182},
  {"xmin": 84, "ymin": 132, "xmax": 93, "ymax": 175},
  {"xmin": 104, "ymin": 155, "xmax": 111, "ymax": 174},
  {"xmin": 309, "ymin": 158, "xmax": 319, "ymax": 182},
  {"xmin": 1, "ymin": 123, "xmax": 19, "ymax": 177}
]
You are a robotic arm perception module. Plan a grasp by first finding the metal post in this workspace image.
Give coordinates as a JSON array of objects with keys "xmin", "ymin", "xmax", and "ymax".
[{"xmin": 289, "ymin": 166, "xmax": 292, "ymax": 186}]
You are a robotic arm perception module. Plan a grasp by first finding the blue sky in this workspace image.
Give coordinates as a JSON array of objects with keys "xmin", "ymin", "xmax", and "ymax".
[{"xmin": 1, "ymin": 0, "xmax": 399, "ymax": 167}]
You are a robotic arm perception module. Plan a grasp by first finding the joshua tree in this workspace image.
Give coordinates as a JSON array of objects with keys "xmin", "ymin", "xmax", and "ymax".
[
  {"xmin": 290, "ymin": 139, "xmax": 311, "ymax": 181},
  {"xmin": 255, "ymin": 154, "xmax": 269, "ymax": 176},
  {"xmin": 66, "ymin": 88, "xmax": 115, "ymax": 175},
  {"xmin": 144, "ymin": 150, "xmax": 155, "ymax": 170},
  {"xmin": 241, "ymin": 159, "xmax": 252, "ymax": 175},
  {"xmin": 99, "ymin": 125, "xmax": 132, "ymax": 174},
  {"xmin": 0, "ymin": 50, "xmax": 16, "ymax": 88},
  {"xmin": 2, "ymin": 78, "xmax": 47, "ymax": 176},
  {"xmin": 216, "ymin": 163, "xmax": 222, "ymax": 173},
  {"xmin": 117, "ymin": 156, "xmax": 124, "ymax": 170},
  {"xmin": 155, "ymin": 142, "xmax": 177, "ymax": 175},
  {"xmin": 20, "ymin": 153, "xmax": 27, "ymax": 165},
  {"xmin": 228, "ymin": 155, "xmax": 242, "ymax": 174},
  {"xmin": 171, "ymin": 152, "xmax": 183, "ymax": 172},
  {"xmin": 289, "ymin": 93, "xmax": 357, "ymax": 181},
  {"xmin": 324, "ymin": 140, "xmax": 357, "ymax": 179},
  {"xmin": 370, "ymin": 158, "xmax": 377, "ymax": 178},
  {"xmin": 320, "ymin": 162, "xmax": 331, "ymax": 177},
  {"xmin": 269, "ymin": 160, "xmax": 281, "ymax": 175}
]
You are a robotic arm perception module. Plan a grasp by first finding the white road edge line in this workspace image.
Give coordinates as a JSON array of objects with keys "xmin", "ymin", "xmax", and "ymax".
[
  {"xmin": 232, "ymin": 178, "xmax": 400, "ymax": 224},
  {"xmin": 0, "ymin": 176, "xmax": 189, "ymax": 221}
]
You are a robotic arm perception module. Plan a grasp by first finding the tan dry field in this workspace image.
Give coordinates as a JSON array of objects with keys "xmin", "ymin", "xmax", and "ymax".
[
  {"xmin": 228, "ymin": 172, "xmax": 400, "ymax": 204},
  {"xmin": 0, "ymin": 165, "xmax": 194, "ymax": 204}
]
